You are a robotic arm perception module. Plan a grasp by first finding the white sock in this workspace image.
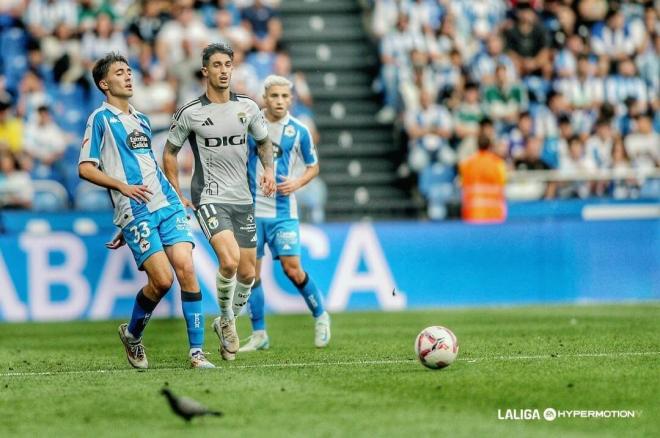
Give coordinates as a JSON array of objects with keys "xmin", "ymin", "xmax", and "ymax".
[
  {"xmin": 189, "ymin": 347, "xmax": 202, "ymax": 357},
  {"xmin": 216, "ymin": 272, "xmax": 236, "ymax": 320},
  {"xmin": 232, "ymin": 279, "xmax": 255, "ymax": 317}
]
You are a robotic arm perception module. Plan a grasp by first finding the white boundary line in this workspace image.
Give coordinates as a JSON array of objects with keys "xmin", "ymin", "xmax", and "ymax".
[{"xmin": 1, "ymin": 351, "xmax": 658, "ymax": 378}]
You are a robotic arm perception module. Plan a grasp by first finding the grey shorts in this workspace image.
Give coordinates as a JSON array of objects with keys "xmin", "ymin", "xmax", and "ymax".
[{"xmin": 195, "ymin": 203, "xmax": 256, "ymax": 248}]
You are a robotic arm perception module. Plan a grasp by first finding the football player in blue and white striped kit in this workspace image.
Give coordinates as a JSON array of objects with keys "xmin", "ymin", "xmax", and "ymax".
[
  {"xmin": 78, "ymin": 53, "xmax": 214, "ymax": 369},
  {"xmin": 241, "ymin": 75, "xmax": 330, "ymax": 351}
]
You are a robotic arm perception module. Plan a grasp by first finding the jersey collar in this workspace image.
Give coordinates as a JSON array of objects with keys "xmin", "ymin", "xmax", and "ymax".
[
  {"xmin": 262, "ymin": 109, "xmax": 290, "ymax": 126},
  {"xmin": 103, "ymin": 101, "xmax": 136, "ymax": 116}
]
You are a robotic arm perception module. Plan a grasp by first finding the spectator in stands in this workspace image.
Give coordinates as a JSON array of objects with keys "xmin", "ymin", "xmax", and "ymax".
[
  {"xmin": 231, "ymin": 48, "xmax": 261, "ymax": 98},
  {"xmin": 505, "ymin": 111, "xmax": 536, "ymax": 161},
  {"xmin": 553, "ymin": 34, "xmax": 584, "ymax": 79},
  {"xmin": 273, "ymin": 50, "xmax": 313, "ymax": 110},
  {"xmin": 454, "ymin": 82, "xmax": 484, "ymax": 142},
  {"xmin": 23, "ymin": 104, "xmax": 68, "ymax": 180},
  {"xmin": 591, "ymin": 7, "xmax": 642, "ymax": 64},
  {"xmin": 624, "ymin": 112, "xmax": 660, "ymax": 171},
  {"xmin": 41, "ymin": 22, "xmax": 84, "ymax": 85},
  {"xmin": 213, "ymin": 7, "xmax": 252, "ymax": 52},
  {"xmin": 127, "ymin": 0, "xmax": 168, "ymax": 45},
  {"xmin": 16, "ymin": 68, "xmax": 49, "ymax": 119},
  {"xmin": 610, "ymin": 136, "xmax": 639, "ymax": 199},
  {"xmin": 405, "ymin": 89, "xmax": 454, "ymax": 172},
  {"xmin": 459, "ymin": 133, "xmax": 507, "ymax": 223},
  {"xmin": 371, "ymin": 0, "xmax": 399, "ymax": 39},
  {"xmin": 606, "ymin": 59, "xmax": 650, "ymax": 112},
  {"xmin": 483, "ymin": 64, "xmax": 527, "ymax": 130},
  {"xmin": 0, "ymin": 149, "xmax": 33, "ymax": 209},
  {"xmin": 24, "ymin": 0, "xmax": 78, "ymax": 38},
  {"xmin": 81, "ymin": 12, "xmax": 128, "ymax": 66},
  {"xmin": 470, "ymin": 34, "xmax": 517, "ymax": 85},
  {"xmin": 155, "ymin": 2, "xmax": 209, "ymax": 67},
  {"xmin": 78, "ymin": 0, "xmax": 117, "ymax": 33},
  {"xmin": 585, "ymin": 118, "xmax": 614, "ymax": 169},
  {"xmin": 131, "ymin": 70, "xmax": 176, "ymax": 132},
  {"xmin": 377, "ymin": 13, "xmax": 423, "ymax": 123},
  {"xmin": 241, "ymin": 0, "xmax": 282, "ymax": 52},
  {"xmin": 559, "ymin": 135, "xmax": 597, "ymax": 198},
  {"xmin": 0, "ymin": 92, "xmax": 23, "ymax": 154},
  {"xmin": 505, "ymin": 4, "xmax": 552, "ymax": 78},
  {"xmin": 514, "ymin": 137, "xmax": 550, "ymax": 171},
  {"xmin": 510, "ymin": 136, "xmax": 556, "ymax": 199}
]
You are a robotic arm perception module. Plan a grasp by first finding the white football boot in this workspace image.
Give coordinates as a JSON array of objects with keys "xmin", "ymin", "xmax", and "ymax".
[
  {"xmin": 238, "ymin": 330, "xmax": 270, "ymax": 352},
  {"xmin": 213, "ymin": 316, "xmax": 239, "ymax": 361},
  {"xmin": 314, "ymin": 312, "xmax": 331, "ymax": 348},
  {"xmin": 190, "ymin": 350, "xmax": 216, "ymax": 369},
  {"xmin": 118, "ymin": 323, "xmax": 148, "ymax": 369}
]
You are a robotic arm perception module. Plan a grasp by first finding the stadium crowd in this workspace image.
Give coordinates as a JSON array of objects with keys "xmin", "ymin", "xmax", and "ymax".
[
  {"xmin": 0, "ymin": 0, "xmax": 319, "ymax": 211},
  {"xmin": 370, "ymin": 0, "xmax": 659, "ymax": 204}
]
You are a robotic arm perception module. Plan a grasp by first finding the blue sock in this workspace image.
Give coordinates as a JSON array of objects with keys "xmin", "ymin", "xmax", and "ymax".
[
  {"xmin": 296, "ymin": 273, "xmax": 325, "ymax": 318},
  {"xmin": 247, "ymin": 279, "xmax": 266, "ymax": 331},
  {"xmin": 181, "ymin": 291, "xmax": 204, "ymax": 350},
  {"xmin": 128, "ymin": 289, "xmax": 158, "ymax": 339}
]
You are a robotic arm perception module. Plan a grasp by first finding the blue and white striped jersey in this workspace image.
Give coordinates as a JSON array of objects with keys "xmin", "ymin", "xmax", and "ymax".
[
  {"xmin": 248, "ymin": 112, "xmax": 318, "ymax": 220},
  {"xmin": 79, "ymin": 101, "xmax": 180, "ymax": 229}
]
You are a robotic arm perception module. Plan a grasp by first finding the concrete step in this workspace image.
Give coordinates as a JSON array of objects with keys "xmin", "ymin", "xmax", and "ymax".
[
  {"xmin": 305, "ymin": 71, "xmax": 373, "ymax": 88},
  {"xmin": 292, "ymin": 55, "xmax": 378, "ymax": 71},
  {"xmin": 320, "ymin": 128, "xmax": 393, "ymax": 145},
  {"xmin": 314, "ymin": 100, "xmax": 381, "ymax": 117},
  {"xmin": 321, "ymin": 171, "xmax": 399, "ymax": 186},
  {"xmin": 288, "ymin": 43, "xmax": 374, "ymax": 60},
  {"xmin": 280, "ymin": 0, "xmax": 360, "ymax": 14},
  {"xmin": 318, "ymin": 142, "xmax": 399, "ymax": 158}
]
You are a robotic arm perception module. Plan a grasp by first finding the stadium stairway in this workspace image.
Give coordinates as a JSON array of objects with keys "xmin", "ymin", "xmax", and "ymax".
[{"xmin": 280, "ymin": 0, "xmax": 424, "ymax": 221}]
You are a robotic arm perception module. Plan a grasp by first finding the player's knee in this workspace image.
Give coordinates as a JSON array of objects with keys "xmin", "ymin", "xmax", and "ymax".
[
  {"xmin": 151, "ymin": 272, "xmax": 174, "ymax": 295},
  {"xmin": 219, "ymin": 259, "xmax": 238, "ymax": 277},
  {"xmin": 237, "ymin": 267, "xmax": 255, "ymax": 284},
  {"xmin": 282, "ymin": 262, "xmax": 304, "ymax": 284},
  {"xmin": 175, "ymin": 259, "xmax": 195, "ymax": 284}
]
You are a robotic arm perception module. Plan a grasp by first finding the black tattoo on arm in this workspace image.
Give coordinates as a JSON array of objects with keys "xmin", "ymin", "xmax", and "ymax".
[
  {"xmin": 164, "ymin": 140, "xmax": 181, "ymax": 156},
  {"xmin": 256, "ymin": 136, "xmax": 274, "ymax": 169}
]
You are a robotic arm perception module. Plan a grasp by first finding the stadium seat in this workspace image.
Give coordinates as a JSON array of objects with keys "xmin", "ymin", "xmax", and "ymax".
[
  {"xmin": 75, "ymin": 182, "xmax": 113, "ymax": 211},
  {"xmin": 32, "ymin": 180, "xmax": 68, "ymax": 212}
]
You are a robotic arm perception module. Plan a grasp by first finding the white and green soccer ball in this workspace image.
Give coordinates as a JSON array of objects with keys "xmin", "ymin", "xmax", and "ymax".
[{"xmin": 415, "ymin": 326, "xmax": 459, "ymax": 369}]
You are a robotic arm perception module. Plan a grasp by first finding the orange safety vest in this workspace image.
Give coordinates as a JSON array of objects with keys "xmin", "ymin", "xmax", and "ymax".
[{"xmin": 459, "ymin": 151, "xmax": 507, "ymax": 223}]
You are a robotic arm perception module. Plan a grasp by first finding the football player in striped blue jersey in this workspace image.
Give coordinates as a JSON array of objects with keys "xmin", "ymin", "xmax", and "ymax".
[
  {"xmin": 241, "ymin": 75, "xmax": 330, "ymax": 351},
  {"xmin": 78, "ymin": 53, "xmax": 214, "ymax": 369}
]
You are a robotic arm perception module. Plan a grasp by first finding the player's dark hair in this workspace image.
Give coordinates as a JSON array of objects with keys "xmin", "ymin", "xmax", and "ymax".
[
  {"xmin": 92, "ymin": 52, "xmax": 129, "ymax": 93},
  {"xmin": 202, "ymin": 43, "xmax": 234, "ymax": 66}
]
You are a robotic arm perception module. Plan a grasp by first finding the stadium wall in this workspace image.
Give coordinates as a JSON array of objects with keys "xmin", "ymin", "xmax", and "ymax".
[{"xmin": 0, "ymin": 214, "xmax": 658, "ymax": 322}]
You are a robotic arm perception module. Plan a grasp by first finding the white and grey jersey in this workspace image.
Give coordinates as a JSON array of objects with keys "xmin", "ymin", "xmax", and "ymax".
[{"xmin": 167, "ymin": 92, "xmax": 269, "ymax": 207}]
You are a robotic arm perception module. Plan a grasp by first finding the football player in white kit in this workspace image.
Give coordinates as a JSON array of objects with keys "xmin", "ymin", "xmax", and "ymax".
[{"xmin": 163, "ymin": 43, "xmax": 276, "ymax": 360}]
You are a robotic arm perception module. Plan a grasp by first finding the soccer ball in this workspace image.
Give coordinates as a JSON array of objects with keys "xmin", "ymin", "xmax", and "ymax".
[{"xmin": 415, "ymin": 326, "xmax": 459, "ymax": 369}]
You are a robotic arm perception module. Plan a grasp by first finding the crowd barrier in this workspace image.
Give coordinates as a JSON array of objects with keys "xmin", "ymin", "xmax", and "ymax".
[{"xmin": 0, "ymin": 213, "xmax": 657, "ymax": 322}]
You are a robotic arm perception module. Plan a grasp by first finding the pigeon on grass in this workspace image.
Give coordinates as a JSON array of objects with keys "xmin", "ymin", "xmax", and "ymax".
[{"xmin": 161, "ymin": 388, "xmax": 223, "ymax": 422}]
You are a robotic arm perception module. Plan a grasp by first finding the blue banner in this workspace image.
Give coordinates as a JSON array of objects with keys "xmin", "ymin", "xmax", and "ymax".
[{"xmin": 0, "ymin": 217, "xmax": 658, "ymax": 322}]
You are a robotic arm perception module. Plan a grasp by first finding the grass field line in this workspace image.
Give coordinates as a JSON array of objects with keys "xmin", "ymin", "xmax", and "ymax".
[{"xmin": 1, "ymin": 351, "xmax": 658, "ymax": 378}]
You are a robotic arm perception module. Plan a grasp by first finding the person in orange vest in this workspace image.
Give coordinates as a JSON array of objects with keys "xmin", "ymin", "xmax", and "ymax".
[{"xmin": 459, "ymin": 134, "xmax": 507, "ymax": 223}]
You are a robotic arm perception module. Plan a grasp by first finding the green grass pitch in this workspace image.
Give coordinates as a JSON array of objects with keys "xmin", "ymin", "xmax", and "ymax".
[{"xmin": 1, "ymin": 304, "xmax": 658, "ymax": 437}]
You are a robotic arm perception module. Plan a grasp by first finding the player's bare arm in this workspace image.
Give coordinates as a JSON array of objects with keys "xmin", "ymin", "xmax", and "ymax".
[
  {"xmin": 257, "ymin": 136, "xmax": 276, "ymax": 196},
  {"xmin": 162, "ymin": 140, "xmax": 194, "ymax": 209},
  {"xmin": 79, "ymin": 161, "xmax": 152, "ymax": 204},
  {"xmin": 277, "ymin": 163, "xmax": 320, "ymax": 196}
]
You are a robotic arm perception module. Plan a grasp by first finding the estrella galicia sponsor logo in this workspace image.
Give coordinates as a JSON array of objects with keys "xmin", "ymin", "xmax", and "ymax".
[
  {"xmin": 127, "ymin": 129, "xmax": 151, "ymax": 150},
  {"xmin": 204, "ymin": 134, "xmax": 246, "ymax": 147}
]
